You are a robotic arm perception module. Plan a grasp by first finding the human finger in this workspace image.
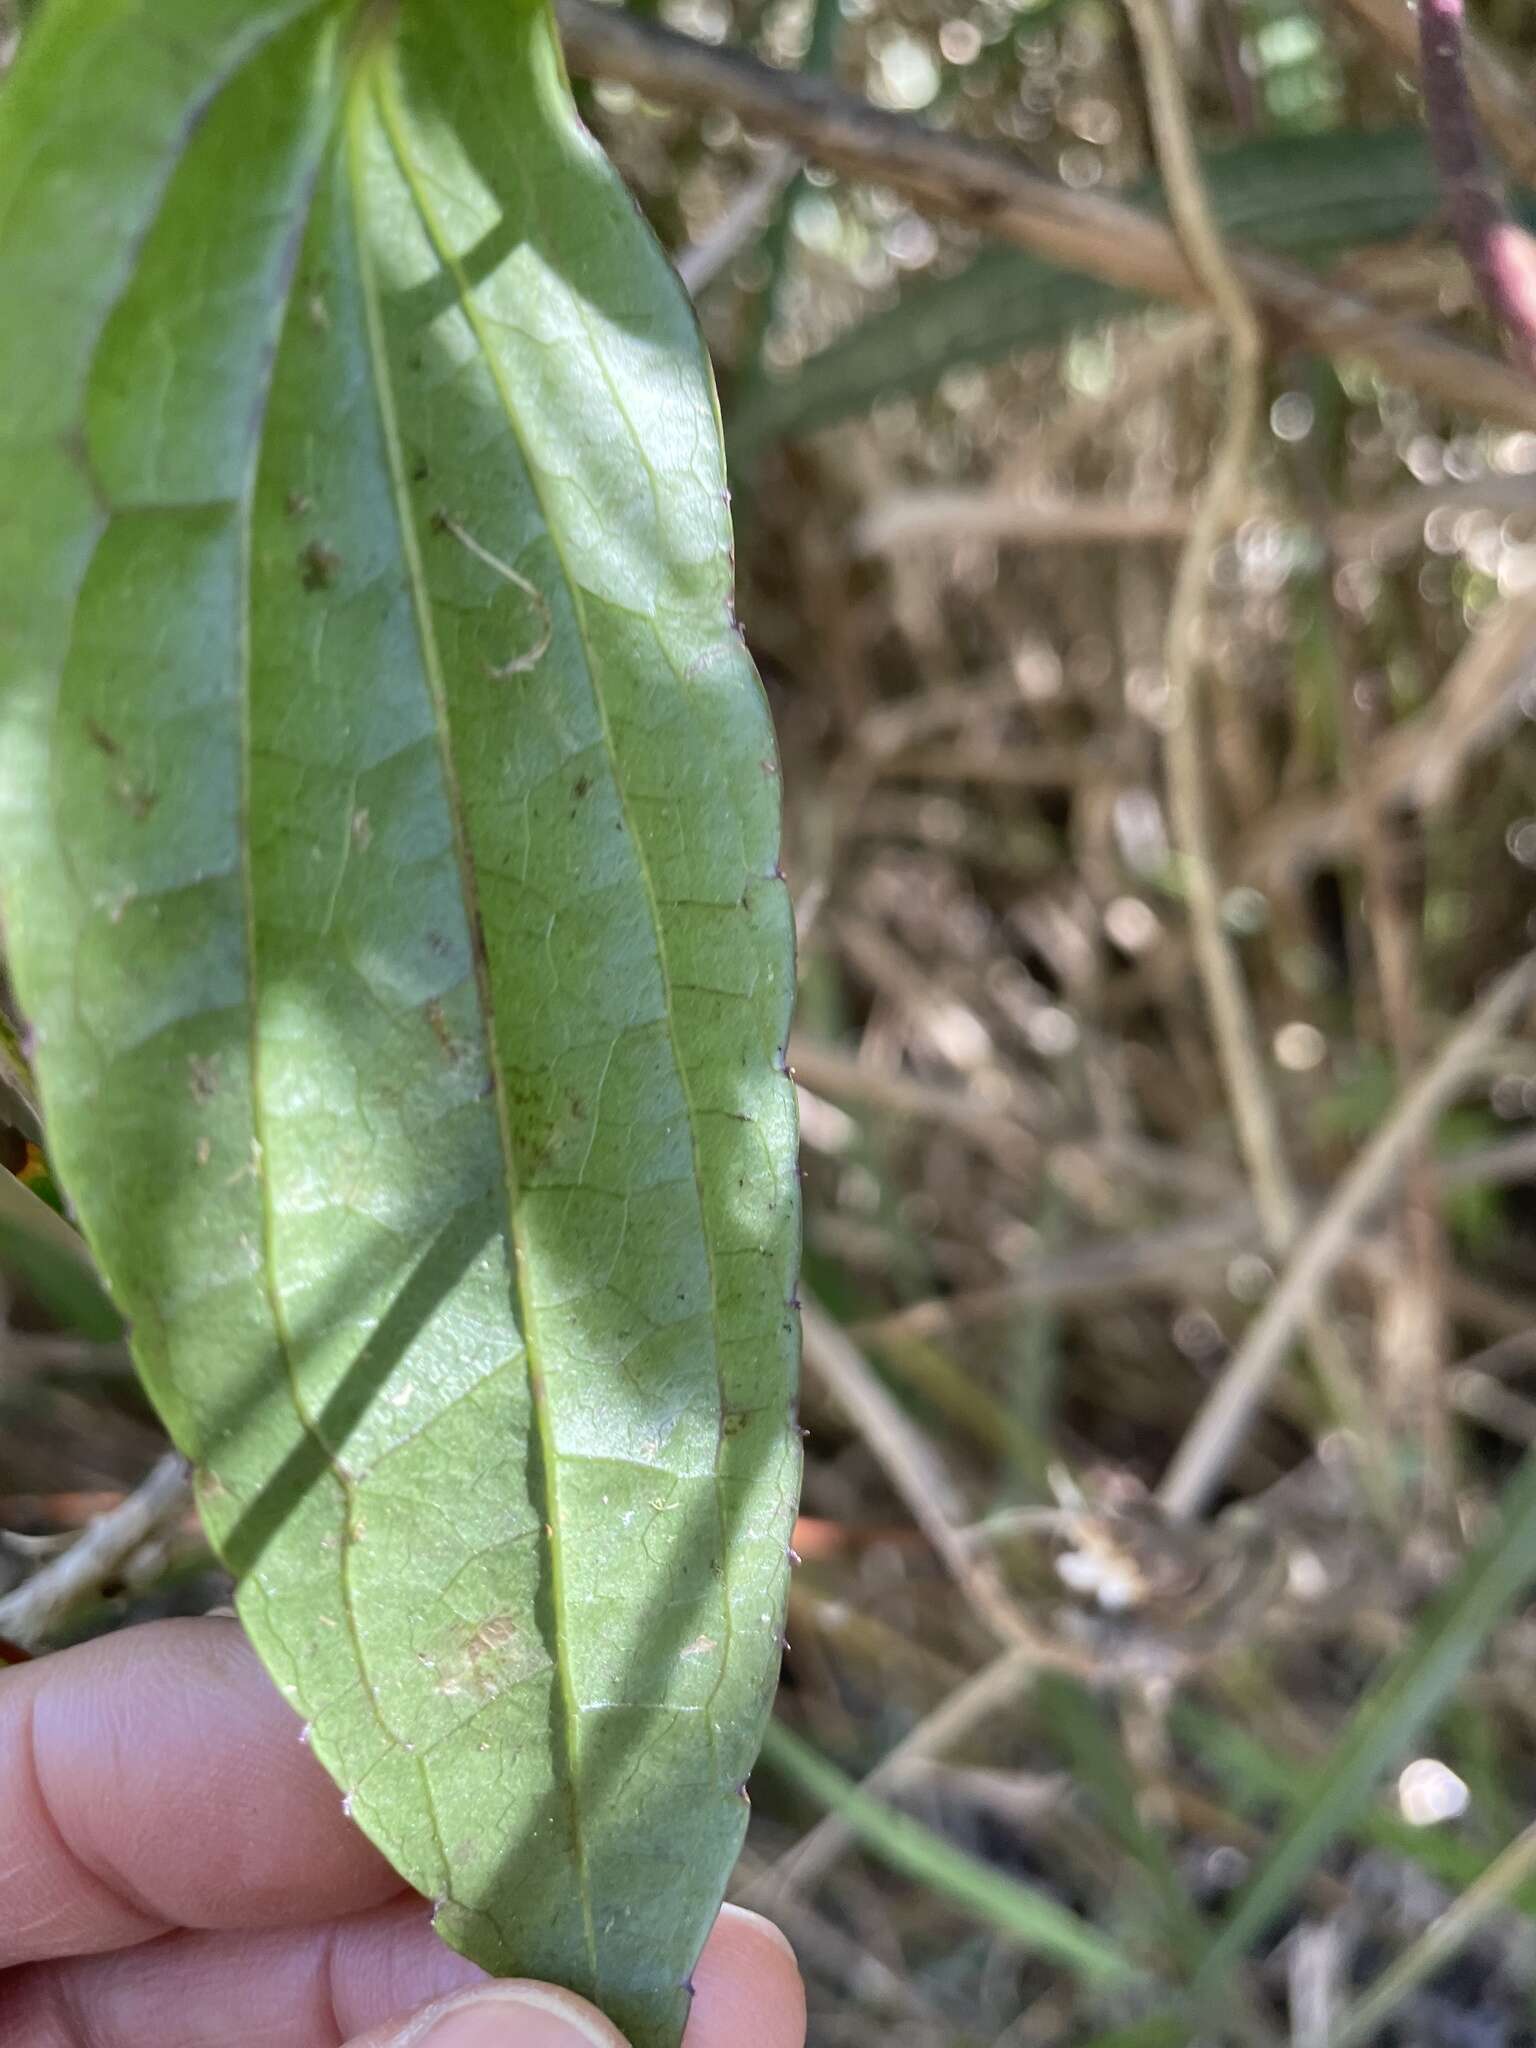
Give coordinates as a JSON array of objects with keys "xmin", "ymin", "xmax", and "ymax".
[
  {"xmin": 339, "ymin": 1900, "xmax": 806, "ymax": 2048},
  {"xmin": 342, "ymin": 1904, "xmax": 804, "ymax": 2048},
  {"xmin": 0, "ymin": 1900, "xmax": 805, "ymax": 2048},
  {"xmin": 0, "ymin": 1894, "xmax": 478, "ymax": 2046},
  {"xmin": 0, "ymin": 1616, "xmax": 400, "ymax": 1965}
]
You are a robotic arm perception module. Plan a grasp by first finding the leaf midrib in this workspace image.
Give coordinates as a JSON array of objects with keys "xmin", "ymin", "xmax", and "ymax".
[
  {"xmin": 368, "ymin": 19, "xmax": 741, "ymax": 1778},
  {"xmin": 342, "ymin": 67, "xmax": 599, "ymax": 1971}
]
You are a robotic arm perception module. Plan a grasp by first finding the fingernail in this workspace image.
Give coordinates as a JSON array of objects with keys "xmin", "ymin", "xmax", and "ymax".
[{"xmin": 398, "ymin": 1984, "xmax": 627, "ymax": 2048}]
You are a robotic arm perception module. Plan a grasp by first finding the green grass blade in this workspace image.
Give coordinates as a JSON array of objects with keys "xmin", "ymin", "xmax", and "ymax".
[
  {"xmin": 1334, "ymin": 1820, "xmax": 1536, "ymax": 2047},
  {"xmin": 760, "ymin": 1719, "xmax": 1146, "ymax": 1988},
  {"xmin": 1176, "ymin": 1701, "xmax": 1536, "ymax": 1920},
  {"xmin": 1074, "ymin": 2021, "xmax": 1192, "ymax": 2048},
  {"xmin": 1036, "ymin": 1675, "xmax": 1208, "ymax": 1974},
  {"xmin": 1202, "ymin": 1447, "xmax": 1536, "ymax": 1983}
]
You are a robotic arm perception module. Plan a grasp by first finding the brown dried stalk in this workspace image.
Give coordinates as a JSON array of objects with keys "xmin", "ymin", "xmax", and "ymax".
[
  {"xmin": 1330, "ymin": 0, "xmax": 1536, "ymax": 186},
  {"xmin": 1158, "ymin": 952, "xmax": 1536, "ymax": 1520},
  {"xmin": 0, "ymin": 1452, "xmax": 193, "ymax": 1650},
  {"xmin": 553, "ymin": 0, "xmax": 1536, "ymax": 429},
  {"xmin": 1417, "ymin": 0, "xmax": 1536, "ymax": 378}
]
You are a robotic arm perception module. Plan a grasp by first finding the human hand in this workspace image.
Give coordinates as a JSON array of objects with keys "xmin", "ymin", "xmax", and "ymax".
[{"xmin": 0, "ymin": 1617, "xmax": 806, "ymax": 2047}]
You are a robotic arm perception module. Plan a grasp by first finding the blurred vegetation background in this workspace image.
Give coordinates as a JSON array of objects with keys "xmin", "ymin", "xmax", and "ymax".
[{"xmin": 6, "ymin": 0, "xmax": 1536, "ymax": 2039}]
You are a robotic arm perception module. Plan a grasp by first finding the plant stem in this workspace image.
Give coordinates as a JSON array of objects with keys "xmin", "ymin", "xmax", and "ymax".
[{"xmin": 1418, "ymin": 0, "xmax": 1536, "ymax": 375}]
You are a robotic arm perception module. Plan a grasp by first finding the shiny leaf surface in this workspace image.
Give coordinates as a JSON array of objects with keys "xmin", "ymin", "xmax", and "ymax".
[{"xmin": 0, "ymin": 5, "xmax": 800, "ymax": 2042}]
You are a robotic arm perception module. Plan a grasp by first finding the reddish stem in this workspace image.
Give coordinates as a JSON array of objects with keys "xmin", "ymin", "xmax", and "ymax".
[{"xmin": 1418, "ymin": 0, "xmax": 1536, "ymax": 378}]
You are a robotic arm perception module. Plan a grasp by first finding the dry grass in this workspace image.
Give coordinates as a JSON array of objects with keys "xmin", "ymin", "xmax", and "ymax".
[{"xmin": 6, "ymin": 0, "xmax": 1536, "ymax": 2040}]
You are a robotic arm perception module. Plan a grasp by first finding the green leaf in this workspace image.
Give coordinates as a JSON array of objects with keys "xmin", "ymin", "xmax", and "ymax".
[
  {"xmin": 0, "ymin": 1007, "xmax": 43, "ymax": 1142},
  {"xmin": 1200, "ymin": 1446, "xmax": 1536, "ymax": 1986},
  {"xmin": 0, "ymin": 1168, "xmax": 123, "ymax": 1339},
  {"xmin": 0, "ymin": 3, "xmax": 800, "ymax": 2044},
  {"xmin": 759, "ymin": 1719, "xmax": 1145, "ymax": 1988},
  {"xmin": 1074, "ymin": 2021, "xmax": 1191, "ymax": 2048},
  {"xmin": 729, "ymin": 129, "xmax": 1536, "ymax": 450}
]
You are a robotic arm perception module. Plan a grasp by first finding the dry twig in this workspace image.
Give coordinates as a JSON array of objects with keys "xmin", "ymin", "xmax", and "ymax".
[
  {"xmin": 852, "ymin": 473, "xmax": 1536, "ymax": 560},
  {"xmin": 675, "ymin": 147, "xmax": 799, "ymax": 296},
  {"xmin": 849, "ymin": 1122, "xmax": 1536, "ymax": 1350},
  {"xmin": 855, "ymin": 493, "xmax": 1207, "ymax": 555},
  {"xmin": 1289, "ymin": 422, "xmax": 1457, "ymax": 1503},
  {"xmin": 744, "ymin": 1643, "xmax": 1039, "ymax": 1909},
  {"xmin": 1417, "ymin": 0, "xmax": 1536, "ymax": 375},
  {"xmin": 1158, "ymin": 951, "xmax": 1536, "ymax": 1520},
  {"xmin": 1121, "ymin": 0, "xmax": 1291, "ymax": 1256},
  {"xmin": 0, "ymin": 1450, "xmax": 193, "ymax": 1650},
  {"xmin": 1119, "ymin": 0, "xmax": 1388, "ymax": 1504},
  {"xmin": 553, "ymin": 0, "xmax": 1536, "ymax": 429},
  {"xmin": 852, "ymin": 1209, "xmax": 1254, "ymax": 1342},
  {"xmin": 1240, "ymin": 583, "xmax": 1536, "ymax": 885},
  {"xmin": 1329, "ymin": 0, "xmax": 1536, "ymax": 186},
  {"xmin": 800, "ymin": 1294, "xmax": 1100, "ymax": 1674}
]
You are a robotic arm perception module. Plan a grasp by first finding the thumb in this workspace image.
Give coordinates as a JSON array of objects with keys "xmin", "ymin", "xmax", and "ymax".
[{"xmin": 344, "ymin": 1981, "xmax": 631, "ymax": 2048}]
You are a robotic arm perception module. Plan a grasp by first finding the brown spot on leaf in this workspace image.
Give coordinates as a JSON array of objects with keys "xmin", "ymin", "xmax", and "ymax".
[
  {"xmin": 116, "ymin": 779, "xmax": 158, "ymax": 821},
  {"xmin": 466, "ymin": 1615, "xmax": 518, "ymax": 1665},
  {"xmin": 425, "ymin": 997, "xmax": 461, "ymax": 1064},
  {"xmin": 299, "ymin": 540, "xmax": 341, "ymax": 592}
]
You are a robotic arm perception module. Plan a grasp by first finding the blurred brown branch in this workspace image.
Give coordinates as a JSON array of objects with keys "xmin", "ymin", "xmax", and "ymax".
[
  {"xmin": 1417, "ymin": 0, "xmax": 1536, "ymax": 376},
  {"xmin": 744, "ymin": 1643, "xmax": 1039, "ymax": 1911},
  {"xmin": 0, "ymin": 1451, "xmax": 192, "ymax": 1650},
  {"xmin": 849, "ymin": 1122, "xmax": 1536, "ymax": 1346},
  {"xmin": 555, "ymin": 0, "xmax": 1536, "ymax": 428},
  {"xmin": 853, "ymin": 474, "xmax": 1536, "ymax": 558},
  {"xmin": 1241, "ymin": 585, "xmax": 1536, "ymax": 884},
  {"xmin": 1123, "ymin": 0, "xmax": 1390, "ymax": 1514},
  {"xmin": 1330, "ymin": 0, "xmax": 1536, "ymax": 185},
  {"xmin": 1158, "ymin": 950, "xmax": 1536, "ymax": 1521},
  {"xmin": 800, "ymin": 1294, "xmax": 1104, "ymax": 1675}
]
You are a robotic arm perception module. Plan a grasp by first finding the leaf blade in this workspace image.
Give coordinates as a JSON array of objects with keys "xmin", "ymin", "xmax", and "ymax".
[
  {"xmin": 0, "ymin": 1168, "xmax": 123, "ymax": 1340},
  {"xmin": 0, "ymin": 5, "xmax": 800, "ymax": 2044}
]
